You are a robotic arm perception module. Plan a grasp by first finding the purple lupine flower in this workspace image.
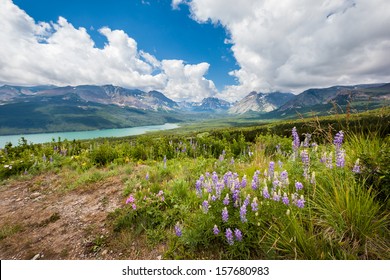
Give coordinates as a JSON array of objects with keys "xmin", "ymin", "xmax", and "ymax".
[
  {"xmin": 262, "ymin": 186, "xmax": 270, "ymax": 199},
  {"xmin": 272, "ymin": 191, "xmax": 280, "ymax": 202},
  {"xmin": 163, "ymin": 155, "xmax": 167, "ymax": 169},
  {"xmin": 292, "ymin": 127, "xmax": 300, "ymax": 148},
  {"xmin": 223, "ymin": 194, "xmax": 230, "ymax": 205},
  {"xmin": 234, "ymin": 228, "xmax": 243, "ymax": 242},
  {"xmin": 251, "ymin": 178, "xmax": 258, "ymax": 190},
  {"xmin": 175, "ymin": 223, "xmax": 182, "ymax": 237},
  {"xmin": 230, "ymin": 157, "xmax": 235, "ymax": 165},
  {"xmin": 243, "ymin": 195, "xmax": 250, "ymax": 207},
  {"xmin": 226, "ymin": 228, "xmax": 234, "ymax": 245},
  {"xmin": 212, "ymin": 171, "xmax": 218, "ymax": 184},
  {"xmin": 333, "ymin": 131, "xmax": 344, "ymax": 149},
  {"xmin": 195, "ymin": 179, "xmax": 202, "ymax": 197},
  {"xmin": 42, "ymin": 154, "xmax": 47, "ymax": 162},
  {"xmin": 145, "ymin": 173, "xmax": 150, "ymax": 180},
  {"xmin": 292, "ymin": 127, "xmax": 300, "ymax": 159},
  {"xmin": 280, "ymin": 170, "xmax": 289, "ymax": 186},
  {"xmin": 295, "ymin": 181, "xmax": 304, "ymax": 191},
  {"xmin": 213, "ymin": 225, "xmax": 220, "ymax": 235},
  {"xmin": 241, "ymin": 175, "xmax": 247, "ymax": 188},
  {"xmin": 49, "ymin": 156, "xmax": 53, "ymax": 163},
  {"xmin": 219, "ymin": 154, "xmax": 224, "ymax": 161},
  {"xmin": 352, "ymin": 159, "xmax": 361, "ymax": 173},
  {"xmin": 251, "ymin": 198, "xmax": 258, "ymax": 212},
  {"xmin": 282, "ymin": 193, "xmax": 289, "ymax": 205},
  {"xmin": 240, "ymin": 204, "xmax": 247, "ymax": 223},
  {"xmin": 301, "ymin": 149, "xmax": 310, "ymax": 179},
  {"xmin": 268, "ymin": 161, "xmax": 275, "ymax": 179},
  {"xmin": 211, "ymin": 195, "xmax": 217, "ymax": 201},
  {"xmin": 126, "ymin": 195, "xmax": 135, "ymax": 204},
  {"xmin": 232, "ymin": 189, "xmax": 240, "ymax": 203},
  {"xmin": 296, "ymin": 196, "xmax": 305, "ymax": 208},
  {"xmin": 202, "ymin": 200, "xmax": 209, "ymax": 213},
  {"xmin": 336, "ymin": 149, "xmax": 345, "ymax": 168},
  {"xmin": 222, "ymin": 207, "xmax": 229, "ymax": 222}
]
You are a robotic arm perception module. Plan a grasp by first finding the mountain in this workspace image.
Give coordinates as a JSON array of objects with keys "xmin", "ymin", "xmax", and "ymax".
[
  {"xmin": 0, "ymin": 85, "xmax": 181, "ymax": 135},
  {"xmin": 4, "ymin": 85, "xmax": 180, "ymax": 112},
  {"xmin": 229, "ymin": 91, "xmax": 294, "ymax": 114},
  {"xmin": 277, "ymin": 83, "xmax": 390, "ymax": 112},
  {"xmin": 178, "ymin": 97, "xmax": 231, "ymax": 112}
]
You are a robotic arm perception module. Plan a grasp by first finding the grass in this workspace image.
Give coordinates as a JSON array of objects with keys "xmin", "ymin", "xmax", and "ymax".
[{"xmin": 1, "ymin": 108, "xmax": 389, "ymax": 259}]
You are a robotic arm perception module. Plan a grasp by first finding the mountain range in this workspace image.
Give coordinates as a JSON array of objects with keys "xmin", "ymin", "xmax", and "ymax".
[{"xmin": 0, "ymin": 83, "xmax": 389, "ymax": 135}]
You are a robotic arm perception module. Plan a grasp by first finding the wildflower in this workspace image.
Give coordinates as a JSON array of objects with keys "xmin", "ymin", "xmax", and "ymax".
[
  {"xmin": 202, "ymin": 200, "xmax": 209, "ymax": 213},
  {"xmin": 42, "ymin": 154, "xmax": 47, "ymax": 162},
  {"xmin": 295, "ymin": 181, "xmax": 304, "ymax": 191},
  {"xmin": 251, "ymin": 197, "xmax": 258, "ymax": 212},
  {"xmin": 243, "ymin": 195, "xmax": 250, "ymax": 207},
  {"xmin": 157, "ymin": 190, "xmax": 165, "ymax": 201},
  {"xmin": 268, "ymin": 161, "xmax": 275, "ymax": 179},
  {"xmin": 280, "ymin": 170, "xmax": 289, "ymax": 186},
  {"xmin": 352, "ymin": 159, "xmax": 361, "ymax": 173},
  {"xmin": 211, "ymin": 195, "xmax": 217, "ymax": 201},
  {"xmin": 301, "ymin": 150, "xmax": 310, "ymax": 179},
  {"xmin": 212, "ymin": 171, "xmax": 218, "ymax": 184},
  {"xmin": 213, "ymin": 225, "xmax": 220, "ymax": 235},
  {"xmin": 131, "ymin": 203, "xmax": 137, "ymax": 210},
  {"xmin": 296, "ymin": 196, "xmax": 305, "ymax": 208},
  {"xmin": 292, "ymin": 127, "xmax": 300, "ymax": 159},
  {"xmin": 223, "ymin": 194, "xmax": 230, "ymax": 205},
  {"xmin": 278, "ymin": 160, "xmax": 283, "ymax": 168},
  {"xmin": 240, "ymin": 204, "xmax": 247, "ymax": 223},
  {"xmin": 272, "ymin": 191, "xmax": 280, "ymax": 202},
  {"xmin": 241, "ymin": 175, "xmax": 247, "ymax": 188},
  {"xmin": 232, "ymin": 189, "xmax": 240, "ymax": 203},
  {"xmin": 336, "ymin": 149, "xmax": 345, "ymax": 168},
  {"xmin": 195, "ymin": 179, "xmax": 202, "ymax": 197},
  {"xmin": 145, "ymin": 173, "xmax": 149, "ymax": 180},
  {"xmin": 226, "ymin": 228, "xmax": 234, "ymax": 245},
  {"xmin": 251, "ymin": 178, "xmax": 258, "ymax": 190},
  {"xmin": 262, "ymin": 186, "xmax": 270, "ymax": 199},
  {"xmin": 333, "ymin": 131, "xmax": 344, "ymax": 149},
  {"xmin": 174, "ymin": 223, "xmax": 182, "ymax": 237},
  {"xmin": 126, "ymin": 195, "xmax": 135, "ymax": 204},
  {"xmin": 222, "ymin": 207, "xmax": 229, "ymax": 222},
  {"xmin": 163, "ymin": 155, "xmax": 167, "ymax": 169},
  {"xmin": 230, "ymin": 157, "xmax": 235, "ymax": 165},
  {"xmin": 234, "ymin": 228, "xmax": 243, "ymax": 241},
  {"xmin": 282, "ymin": 193, "xmax": 289, "ymax": 205}
]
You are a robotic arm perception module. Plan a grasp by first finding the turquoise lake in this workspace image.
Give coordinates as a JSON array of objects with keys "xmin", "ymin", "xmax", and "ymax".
[{"xmin": 0, "ymin": 123, "xmax": 179, "ymax": 148}]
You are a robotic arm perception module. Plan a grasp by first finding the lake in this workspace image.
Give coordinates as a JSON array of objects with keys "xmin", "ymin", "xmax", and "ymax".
[{"xmin": 0, "ymin": 123, "xmax": 179, "ymax": 148}]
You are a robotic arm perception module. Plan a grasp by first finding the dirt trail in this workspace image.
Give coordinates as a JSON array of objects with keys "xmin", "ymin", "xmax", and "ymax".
[{"xmin": 0, "ymin": 172, "xmax": 163, "ymax": 260}]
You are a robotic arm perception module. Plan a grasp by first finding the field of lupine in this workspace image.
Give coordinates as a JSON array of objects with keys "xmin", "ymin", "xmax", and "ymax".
[{"xmin": 0, "ymin": 111, "xmax": 389, "ymax": 259}]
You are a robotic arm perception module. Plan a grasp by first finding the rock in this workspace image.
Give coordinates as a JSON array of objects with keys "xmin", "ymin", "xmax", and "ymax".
[
  {"xmin": 32, "ymin": 254, "xmax": 40, "ymax": 260},
  {"xmin": 30, "ymin": 192, "xmax": 41, "ymax": 199},
  {"xmin": 157, "ymin": 255, "xmax": 162, "ymax": 260},
  {"xmin": 101, "ymin": 250, "xmax": 108, "ymax": 256}
]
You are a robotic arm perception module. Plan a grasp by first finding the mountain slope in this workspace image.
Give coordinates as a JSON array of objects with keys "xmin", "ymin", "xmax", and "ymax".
[
  {"xmin": 229, "ymin": 92, "xmax": 294, "ymax": 114},
  {"xmin": 278, "ymin": 83, "xmax": 390, "ymax": 112}
]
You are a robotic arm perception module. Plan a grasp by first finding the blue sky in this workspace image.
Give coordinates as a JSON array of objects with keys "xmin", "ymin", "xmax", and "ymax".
[
  {"xmin": 1, "ymin": 0, "xmax": 390, "ymax": 102},
  {"xmin": 12, "ymin": 0, "xmax": 237, "ymax": 91}
]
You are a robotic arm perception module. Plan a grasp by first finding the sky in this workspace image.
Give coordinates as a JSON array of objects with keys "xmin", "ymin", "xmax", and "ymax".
[{"xmin": 1, "ymin": 0, "xmax": 390, "ymax": 102}]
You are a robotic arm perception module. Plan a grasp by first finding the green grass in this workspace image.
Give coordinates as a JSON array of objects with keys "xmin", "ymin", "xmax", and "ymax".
[{"xmin": 1, "ymin": 108, "xmax": 389, "ymax": 259}]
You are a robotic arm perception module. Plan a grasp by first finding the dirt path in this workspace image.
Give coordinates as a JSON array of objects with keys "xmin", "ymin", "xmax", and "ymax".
[{"xmin": 0, "ymin": 172, "xmax": 164, "ymax": 260}]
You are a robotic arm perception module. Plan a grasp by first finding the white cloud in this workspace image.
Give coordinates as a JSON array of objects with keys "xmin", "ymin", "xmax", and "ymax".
[
  {"xmin": 0, "ymin": 0, "xmax": 216, "ymax": 101},
  {"xmin": 179, "ymin": 0, "xmax": 390, "ymax": 101},
  {"xmin": 162, "ymin": 60, "xmax": 217, "ymax": 101}
]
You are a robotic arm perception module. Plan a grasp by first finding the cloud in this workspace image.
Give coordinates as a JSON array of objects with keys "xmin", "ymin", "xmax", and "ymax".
[
  {"xmin": 0, "ymin": 0, "xmax": 216, "ymax": 101},
  {"xmin": 162, "ymin": 60, "xmax": 217, "ymax": 101},
  {"xmin": 178, "ymin": 0, "xmax": 390, "ymax": 101}
]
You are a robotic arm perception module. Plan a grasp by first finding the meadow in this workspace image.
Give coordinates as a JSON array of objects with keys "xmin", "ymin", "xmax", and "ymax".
[{"xmin": 0, "ymin": 107, "xmax": 389, "ymax": 259}]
